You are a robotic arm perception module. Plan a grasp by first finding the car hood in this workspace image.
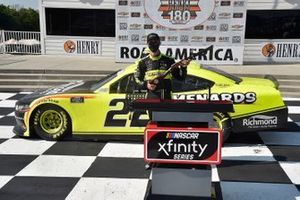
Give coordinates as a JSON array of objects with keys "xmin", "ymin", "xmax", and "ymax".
[
  {"xmin": 17, "ymin": 80, "xmax": 97, "ymax": 105},
  {"xmin": 240, "ymin": 77, "xmax": 277, "ymax": 88}
]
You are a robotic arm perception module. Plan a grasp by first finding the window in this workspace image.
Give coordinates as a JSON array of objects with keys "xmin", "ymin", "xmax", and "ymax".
[
  {"xmin": 246, "ymin": 10, "xmax": 300, "ymax": 39},
  {"xmin": 46, "ymin": 8, "xmax": 115, "ymax": 37},
  {"xmin": 110, "ymin": 74, "xmax": 139, "ymax": 94},
  {"xmin": 172, "ymin": 75, "xmax": 214, "ymax": 93},
  {"xmin": 91, "ymin": 70, "xmax": 121, "ymax": 91}
]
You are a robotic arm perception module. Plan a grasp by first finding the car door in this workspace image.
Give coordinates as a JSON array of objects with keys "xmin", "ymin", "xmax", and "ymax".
[{"xmin": 100, "ymin": 73, "xmax": 148, "ymax": 134}]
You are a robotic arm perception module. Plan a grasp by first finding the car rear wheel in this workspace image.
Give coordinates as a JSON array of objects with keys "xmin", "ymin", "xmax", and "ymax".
[
  {"xmin": 32, "ymin": 104, "xmax": 71, "ymax": 141},
  {"xmin": 214, "ymin": 112, "xmax": 232, "ymax": 143}
]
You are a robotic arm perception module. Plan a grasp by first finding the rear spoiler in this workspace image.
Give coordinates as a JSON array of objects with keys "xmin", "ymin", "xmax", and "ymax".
[{"xmin": 264, "ymin": 75, "xmax": 279, "ymax": 89}]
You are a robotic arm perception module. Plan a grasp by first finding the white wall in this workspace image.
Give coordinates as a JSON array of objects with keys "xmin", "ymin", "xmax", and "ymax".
[
  {"xmin": 247, "ymin": 0, "xmax": 300, "ymax": 10},
  {"xmin": 41, "ymin": 0, "xmax": 115, "ymax": 9},
  {"xmin": 40, "ymin": 0, "xmax": 300, "ymax": 63}
]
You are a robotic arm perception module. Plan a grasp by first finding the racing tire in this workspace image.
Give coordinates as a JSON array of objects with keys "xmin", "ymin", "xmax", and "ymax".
[
  {"xmin": 213, "ymin": 112, "xmax": 232, "ymax": 143},
  {"xmin": 32, "ymin": 104, "xmax": 71, "ymax": 141}
]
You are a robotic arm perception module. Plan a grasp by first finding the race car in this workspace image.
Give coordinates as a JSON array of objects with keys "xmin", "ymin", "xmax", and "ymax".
[{"xmin": 14, "ymin": 61, "xmax": 288, "ymax": 141}]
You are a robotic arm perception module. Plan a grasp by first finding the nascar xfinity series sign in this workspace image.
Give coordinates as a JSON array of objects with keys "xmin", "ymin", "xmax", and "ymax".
[
  {"xmin": 116, "ymin": 0, "xmax": 248, "ymax": 64},
  {"xmin": 145, "ymin": 128, "xmax": 222, "ymax": 164}
]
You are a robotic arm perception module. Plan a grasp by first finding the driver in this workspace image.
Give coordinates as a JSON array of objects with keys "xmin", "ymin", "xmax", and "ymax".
[{"xmin": 134, "ymin": 33, "xmax": 190, "ymax": 100}]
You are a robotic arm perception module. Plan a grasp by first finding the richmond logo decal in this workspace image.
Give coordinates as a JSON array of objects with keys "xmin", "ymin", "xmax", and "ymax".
[{"xmin": 145, "ymin": 0, "xmax": 215, "ymax": 29}]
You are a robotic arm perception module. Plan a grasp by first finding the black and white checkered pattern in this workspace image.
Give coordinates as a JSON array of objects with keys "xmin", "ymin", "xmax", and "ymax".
[{"xmin": 0, "ymin": 92, "xmax": 300, "ymax": 200}]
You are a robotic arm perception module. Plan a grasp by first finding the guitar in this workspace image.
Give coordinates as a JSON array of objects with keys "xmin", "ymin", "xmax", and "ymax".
[{"xmin": 149, "ymin": 45, "xmax": 212, "ymax": 85}]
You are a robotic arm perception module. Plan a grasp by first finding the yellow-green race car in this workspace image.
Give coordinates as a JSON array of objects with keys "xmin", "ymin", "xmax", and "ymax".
[{"xmin": 14, "ymin": 61, "xmax": 288, "ymax": 141}]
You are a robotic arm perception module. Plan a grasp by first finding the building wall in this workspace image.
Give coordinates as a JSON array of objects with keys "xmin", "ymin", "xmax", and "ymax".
[{"xmin": 40, "ymin": 0, "xmax": 300, "ymax": 63}]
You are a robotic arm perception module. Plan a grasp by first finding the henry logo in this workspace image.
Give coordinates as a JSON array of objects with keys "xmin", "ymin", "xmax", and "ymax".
[
  {"xmin": 243, "ymin": 115, "xmax": 278, "ymax": 128},
  {"xmin": 145, "ymin": 0, "xmax": 215, "ymax": 29},
  {"xmin": 262, "ymin": 43, "xmax": 276, "ymax": 57},
  {"xmin": 65, "ymin": 40, "xmax": 100, "ymax": 55},
  {"xmin": 64, "ymin": 40, "xmax": 76, "ymax": 53}
]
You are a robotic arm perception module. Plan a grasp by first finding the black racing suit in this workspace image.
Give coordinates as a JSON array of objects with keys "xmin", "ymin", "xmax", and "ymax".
[{"xmin": 135, "ymin": 53, "xmax": 187, "ymax": 100}]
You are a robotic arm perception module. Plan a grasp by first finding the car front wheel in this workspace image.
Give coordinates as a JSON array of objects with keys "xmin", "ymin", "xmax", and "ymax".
[
  {"xmin": 32, "ymin": 104, "xmax": 71, "ymax": 141},
  {"xmin": 214, "ymin": 112, "xmax": 232, "ymax": 143}
]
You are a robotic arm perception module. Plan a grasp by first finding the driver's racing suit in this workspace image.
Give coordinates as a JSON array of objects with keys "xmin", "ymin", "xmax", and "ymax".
[{"xmin": 134, "ymin": 53, "xmax": 187, "ymax": 99}]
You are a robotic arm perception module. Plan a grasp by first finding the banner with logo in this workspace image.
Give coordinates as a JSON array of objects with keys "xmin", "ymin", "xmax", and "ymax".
[
  {"xmin": 116, "ymin": 0, "xmax": 248, "ymax": 64},
  {"xmin": 145, "ymin": 128, "xmax": 222, "ymax": 164},
  {"xmin": 261, "ymin": 42, "xmax": 300, "ymax": 62},
  {"xmin": 63, "ymin": 39, "xmax": 102, "ymax": 56}
]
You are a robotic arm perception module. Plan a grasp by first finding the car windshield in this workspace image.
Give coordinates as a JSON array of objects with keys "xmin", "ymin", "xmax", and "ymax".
[
  {"xmin": 91, "ymin": 69, "xmax": 122, "ymax": 90},
  {"xmin": 202, "ymin": 65, "xmax": 242, "ymax": 84}
]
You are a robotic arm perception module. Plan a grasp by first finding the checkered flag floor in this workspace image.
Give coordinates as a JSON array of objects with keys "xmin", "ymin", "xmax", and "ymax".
[{"xmin": 0, "ymin": 92, "xmax": 299, "ymax": 200}]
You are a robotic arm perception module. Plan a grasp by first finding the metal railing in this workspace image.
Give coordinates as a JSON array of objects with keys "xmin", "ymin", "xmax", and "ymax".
[{"xmin": 0, "ymin": 30, "xmax": 41, "ymax": 54}]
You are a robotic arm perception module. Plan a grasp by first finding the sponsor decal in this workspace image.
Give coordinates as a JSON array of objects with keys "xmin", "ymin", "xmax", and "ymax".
[
  {"xmin": 117, "ymin": 12, "xmax": 129, "ymax": 18},
  {"xmin": 232, "ymin": 36, "xmax": 242, "ymax": 43},
  {"xmin": 262, "ymin": 43, "xmax": 276, "ymax": 57},
  {"xmin": 191, "ymin": 36, "xmax": 204, "ymax": 42},
  {"xmin": 220, "ymin": 24, "xmax": 229, "ymax": 32},
  {"xmin": 119, "ymin": 23, "xmax": 127, "ymax": 30},
  {"xmin": 156, "ymin": 25, "xmax": 167, "ymax": 30},
  {"xmin": 234, "ymin": 1, "xmax": 245, "ymax": 7},
  {"xmin": 129, "ymin": 24, "xmax": 142, "ymax": 30},
  {"xmin": 141, "ymin": 36, "xmax": 147, "ymax": 42},
  {"xmin": 131, "ymin": 34, "xmax": 140, "ymax": 42},
  {"xmin": 167, "ymin": 36, "xmax": 178, "ymax": 42},
  {"xmin": 221, "ymin": 1, "xmax": 231, "ymax": 6},
  {"xmin": 145, "ymin": 0, "xmax": 215, "ymax": 29},
  {"xmin": 130, "ymin": 0, "xmax": 141, "ymax": 6},
  {"xmin": 206, "ymin": 25, "xmax": 217, "ymax": 31},
  {"xmin": 243, "ymin": 115, "xmax": 278, "ymax": 128},
  {"xmin": 206, "ymin": 37, "xmax": 216, "ymax": 42},
  {"xmin": 131, "ymin": 12, "xmax": 141, "ymax": 17},
  {"xmin": 180, "ymin": 35, "xmax": 189, "ymax": 43},
  {"xmin": 118, "ymin": 45, "xmax": 243, "ymax": 63},
  {"xmin": 262, "ymin": 43, "xmax": 300, "ymax": 58},
  {"xmin": 160, "ymin": 36, "xmax": 166, "ymax": 41},
  {"xmin": 145, "ymin": 129, "xmax": 220, "ymax": 163},
  {"xmin": 70, "ymin": 97, "xmax": 84, "ymax": 103},
  {"xmin": 233, "ymin": 13, "xmax": 244, "ymax": 18},
  {"xmin": 64, "ymin": 40, "xmax": 76, "ymax": 53},
  {"xmin": 118, "ymin": 35, "xmax": 128, "ymax": 41},
  {"xmin": 64, "ymin": 40, "xmax": 101, "ymax": 55},
  {"xmin": 194, "ymin": 25, "xmax": 204, "ymax": 30},
  {"xmin": 219, "ymin": 37, "xmax": 230, "ymax": 42},
  {"xmin": 144, "ymin": 24, "xmax": 153, "ymax": 29},
  {"xmin": 208, "ymin": 12, "xmax": 216, "ymax": 21},
  {"xmin": 173, "ymin": 92, "xmax": 257, "ymax": 104},
  {"xmin": 218, "ymin": 12, "xmax": 231, "ymax": 19},
  {"xmin": 118, "ymin": 0, "xmax": 128, "ymax": 5},
  {"xmin": 231, "ymin": 24, "xmax": 244, "ymax": 31}
]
